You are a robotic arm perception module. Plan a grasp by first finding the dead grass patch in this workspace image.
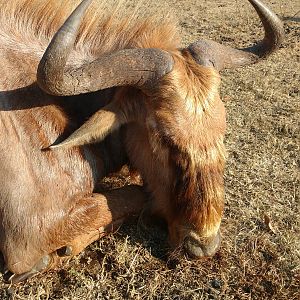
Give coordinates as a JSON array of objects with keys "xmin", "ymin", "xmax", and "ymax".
[{"xmin": 1, "ymin": 0, "xmax": 299, "ymax": 299}]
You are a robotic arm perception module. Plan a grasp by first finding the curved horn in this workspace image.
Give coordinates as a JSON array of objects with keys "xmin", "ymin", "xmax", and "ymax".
[
  {"xmin": 187, "ymin": 0, "xmax": 284, "ymax": 70},
  {"xmin": 37, "ymin": 0, "xmax": 174, "ymax": 96}
]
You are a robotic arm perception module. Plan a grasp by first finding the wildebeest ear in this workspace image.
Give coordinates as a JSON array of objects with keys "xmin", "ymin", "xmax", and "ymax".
[{"xmin": 50, "ymin": 101, "xmax": 127, "ymax": 149}]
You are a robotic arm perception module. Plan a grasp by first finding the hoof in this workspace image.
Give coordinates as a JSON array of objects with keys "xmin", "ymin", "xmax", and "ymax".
[
  {"xmin": 183, "ymin": 230, "xmax": 221, "ymax": 258},
  {"xmin": 4, "ymin": 255, "xmax": 51, "ymax": 284},
  {"xmin": 57, "ymin": 246, "xmax": 73, "ymax": 257}
]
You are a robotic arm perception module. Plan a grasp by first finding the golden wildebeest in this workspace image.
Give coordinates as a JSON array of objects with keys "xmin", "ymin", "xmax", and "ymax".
[{"xmin": 0, "ymin": 0, "xmax": 284, "ymax": 282}]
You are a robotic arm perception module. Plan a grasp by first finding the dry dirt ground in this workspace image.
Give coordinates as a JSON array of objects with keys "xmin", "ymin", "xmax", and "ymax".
[{"xmin": 0, "ymin": 0, "xmax": 299, "ymax": 299}]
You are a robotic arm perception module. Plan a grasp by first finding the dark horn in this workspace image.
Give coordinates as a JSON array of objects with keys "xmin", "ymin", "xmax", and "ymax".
[
  {"xmin": 37, "ymin": 0, "xmax": 174, "ymax": 96},
  {"xmin": 187, "ymin": 0, "xmax": 284, "ymax": 70}
]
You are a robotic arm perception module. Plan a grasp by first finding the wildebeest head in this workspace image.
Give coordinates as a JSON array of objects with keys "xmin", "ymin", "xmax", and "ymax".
[{"xmin": 37, "ymin": 0, "xmax": 284, "ymax": 257}]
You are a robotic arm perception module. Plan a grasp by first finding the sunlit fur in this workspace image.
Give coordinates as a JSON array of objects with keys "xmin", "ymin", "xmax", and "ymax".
[
  {"xmin": 124, "ymin": 50, "xmax": 226, "ymax": 246},
  {"xmin": 0, "ymin": 0, "xmax": 226, "ymax": 275},
  {"xmin": 0, "ymin": 0, "xmax": 179, "ymax": 61},
  {"xmin": 158, "ymin": 51, "xmax": 225, "ymax": 236}
]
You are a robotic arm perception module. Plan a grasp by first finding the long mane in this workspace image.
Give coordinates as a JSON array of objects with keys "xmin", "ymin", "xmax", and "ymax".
[{"xmin": 0, "ymin": 0, "xmax": 180, "ymax": 62}]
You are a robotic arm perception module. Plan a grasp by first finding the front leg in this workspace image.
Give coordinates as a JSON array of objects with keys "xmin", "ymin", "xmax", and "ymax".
[
  {"xmin": 60, "ymin": 185, "xmax": 146, "ymax": 256},
  {"xmin": 6, "ymin": 185, "xmax": 146, "ymax": 283}
]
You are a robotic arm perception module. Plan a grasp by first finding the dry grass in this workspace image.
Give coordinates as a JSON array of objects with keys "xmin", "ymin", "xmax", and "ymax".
[{"xmin": 1, "ymin": 0, "xmax": 299, "ymax": 299}]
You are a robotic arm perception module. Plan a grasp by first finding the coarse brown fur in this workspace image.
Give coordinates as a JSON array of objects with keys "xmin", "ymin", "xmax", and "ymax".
[
  {"xmin": 123, "ymin": 50, "xmax": 225, "ymax": 246},
  {"xmin": 156, "ymin": 51, "xmax": 225, "ymax": 232},
  {"xmin": 0, "ymin": 0, "xmax": 179, "ymax": 60},
  {"xmin": 0, "ymin": 0, "xmax": 172, "ymax": 275},
  {"xmin": 0, "ymin": 0, "xmax": 226, "ymax": 277}
]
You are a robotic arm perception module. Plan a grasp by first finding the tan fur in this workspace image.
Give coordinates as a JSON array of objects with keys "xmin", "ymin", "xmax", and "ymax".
[
  {"xmin": 0, "ymin": 0, "xmax": 226, "ymax": 276},
  {"xmin": 0, "ymin": 0, "xmax": 168, "ymax": 274},
  {"xmin": 0, "ymin": 0, "xmax": 180, "ymax": 60},
  {"xmin": 123, "ymin": 50, "xmax": 226, "ymax": 245}
]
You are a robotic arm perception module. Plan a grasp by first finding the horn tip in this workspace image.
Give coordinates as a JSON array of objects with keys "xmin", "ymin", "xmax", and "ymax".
[
  {"xmin": 49, "ymin": 143, "xmax": 66, "ymax": 150},
  {"xmin": 41, "ymin": 143, "xmax": 66, "ymax": 151}
]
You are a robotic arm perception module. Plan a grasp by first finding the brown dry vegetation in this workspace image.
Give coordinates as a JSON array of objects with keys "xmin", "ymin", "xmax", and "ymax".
[{"xmin": 0, "ymin": 0, "xmax": 299, "ymax": 299}]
